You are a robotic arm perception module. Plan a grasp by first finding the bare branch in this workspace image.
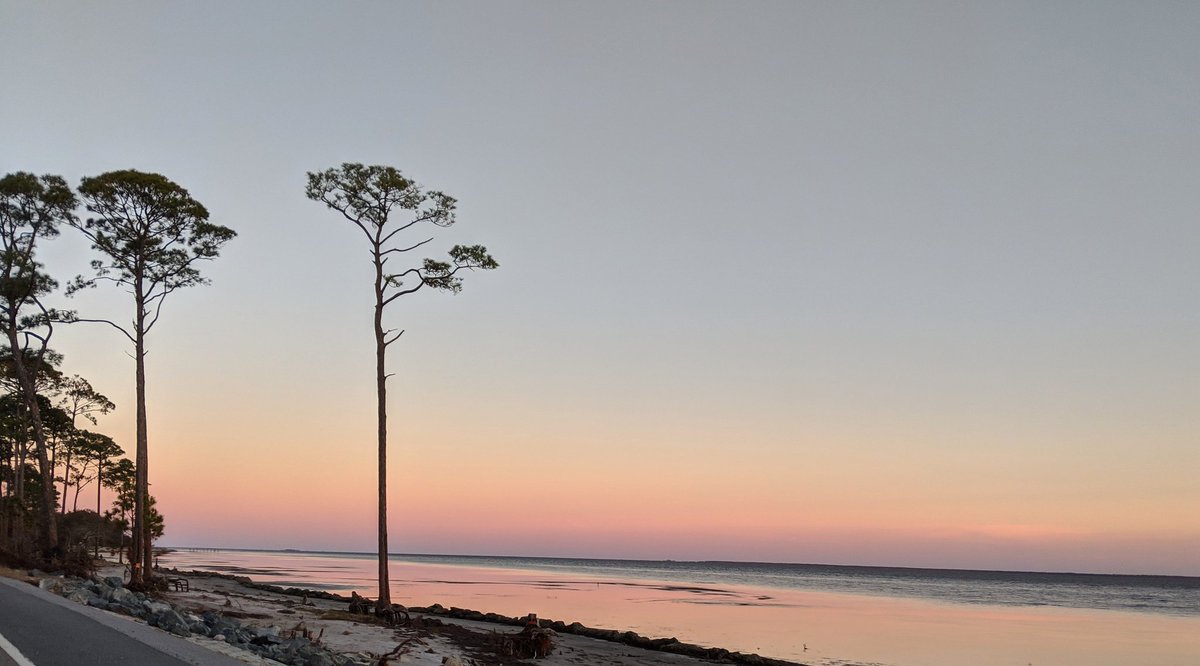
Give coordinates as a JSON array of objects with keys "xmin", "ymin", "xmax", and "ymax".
[
  {"xmin": 381, "ymin": 237, "xmax": 435, "ymax": 256},
  {"xmin": 322, "ymin": 194, "xmax": 378, "ymax": 247},
  {"xmin": 381, "ymin": 282, "xmax": 423, "ymax": 305},
  {"xmin": 379, "ymin": 214, "xmax": 438, "ymax": 245},
  {"xmin": 143, "ymin": 283, "xmax": 180, "ymax": 334},
  {"xmin": 69, "ymin": 317, "xmax": 137, "ymax": 344}
]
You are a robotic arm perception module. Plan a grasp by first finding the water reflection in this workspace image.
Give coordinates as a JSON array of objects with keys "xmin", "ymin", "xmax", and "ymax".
[{"xmin": 160, "ymin": 550, "xmax": 1200, "ymax": 666}]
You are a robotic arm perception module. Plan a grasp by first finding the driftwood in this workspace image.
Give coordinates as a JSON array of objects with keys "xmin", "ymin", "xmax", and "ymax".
[
  {"xmin": 378, "ymin": 638, "xmax": 419, "ymax": 665},
  {"xmin": 347, "ymin": 592, "xmax": 410, "ymax": 626},
  {"xmin": 348, "ymin": 591, "xmax": 372, "ymax": 614},
  {"xmin": 497, "ymin": 614, "xmax": 555, "ymax": 658},
  {"xmin": 286, "ymin": 622, "xmax": 324, "ymax": 646}
]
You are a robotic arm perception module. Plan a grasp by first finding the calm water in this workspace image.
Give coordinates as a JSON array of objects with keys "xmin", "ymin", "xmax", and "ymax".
[{"xmin": 160, "ymin": 549, "xmax": 1200, "ymax": 666}]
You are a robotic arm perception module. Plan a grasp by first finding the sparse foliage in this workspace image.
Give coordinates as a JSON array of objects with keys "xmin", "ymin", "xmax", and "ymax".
[
  {"xmin": 306, "ymin": 163, "xmax": 497, "ymax": 609},
  {"xmin": 72, "ymin": 169, "xmax": 234, "ymax": 583}
]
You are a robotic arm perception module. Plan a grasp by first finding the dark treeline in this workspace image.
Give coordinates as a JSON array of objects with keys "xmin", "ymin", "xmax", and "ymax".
[{"xmin": 0, "ymin": 170, "xmax": 230, "ymax": 584}]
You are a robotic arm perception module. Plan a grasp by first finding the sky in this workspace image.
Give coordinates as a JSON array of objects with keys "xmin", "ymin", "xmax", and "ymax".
[{"xmin": 1, "ymin": 1, "xmax": 1196, "ymax": 576}]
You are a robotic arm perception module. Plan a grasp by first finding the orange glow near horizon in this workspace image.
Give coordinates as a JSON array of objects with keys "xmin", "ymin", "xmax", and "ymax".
[{"xmin": 135, "ymin": 402, "xmax": 1200, "ymax": 575}]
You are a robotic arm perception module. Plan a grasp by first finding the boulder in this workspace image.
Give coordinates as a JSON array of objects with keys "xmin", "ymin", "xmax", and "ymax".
[
  {"xmin": 144, "ymin": 601, "xmax": 172, "ymax": 615},
  {"xmin": 151, "ymin": 609, "xmax": 192, "ymax": 637},
  {"xmin": 108, "ymin": 586, "xmax": 137, "ymax": 605},
  {"xmin": 66, "ymin": 588, "xmax": 97, "ymax": 604},
  {"xmin": 108, "ymin": 603, "xmax": 136, "ymax": 617},
  {"xmin": 38, "ymin": 577, "xmax": 65, "ymax": 593},
  {"xmin": 104, "ymin": 576, "xmax": 125, "ymax": 588}
]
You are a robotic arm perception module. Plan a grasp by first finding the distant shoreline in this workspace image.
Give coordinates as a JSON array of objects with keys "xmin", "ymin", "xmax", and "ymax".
[{"xmin": 163, "ymin": 546, "xmax": 1200, "ymax": 582}]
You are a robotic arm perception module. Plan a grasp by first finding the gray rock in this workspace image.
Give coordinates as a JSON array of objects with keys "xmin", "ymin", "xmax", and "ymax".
[
  {"xmin": 256, "ymin": 625, "xmax": 281, "ymax": 639},
  {"xmin": 86, "ymin": 597, "xmax": 111, "ymax": 610},
  {"xmin": 280, "ymin": 638, "xmax": 310, "ymax": 651},
  {"xmin": 104, "ymin": 576, "xmax": 124, "ymax": 588},
  {"xmin": 66, "ymin": 588, "xmax": 97, "ymax": 604},
  {"xmin": 306, "ymin": 653, "xmax": 334, "ymax": 666},
  {"xmin": 151, "ymin": 609, "xmax": 191, "ymax": 637},
  {"xmin": 38, "ymin": 577, "xmax": 65, "ymax": 593},
  {"xmin": 108, "ymin": 603, "xmax": 137, "ymax": 617},
  {"xmin": 215, "ymin": 619, "xmax": 241, "ymax": 637},
  {"xmin": 107, "ymin": 586, "xmax": 136, "ymax": 604},
  {"xmin": 144, "ymin": 601, "xmax": 172, "ymax": 615}
]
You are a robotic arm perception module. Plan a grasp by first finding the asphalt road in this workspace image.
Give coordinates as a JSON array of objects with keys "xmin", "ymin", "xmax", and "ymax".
[{"xmin": 0, "ymin": 577, "xmax": 247, "ymax": 666}]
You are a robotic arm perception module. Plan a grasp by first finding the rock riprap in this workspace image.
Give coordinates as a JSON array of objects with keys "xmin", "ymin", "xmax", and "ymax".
[{"xmin": 35, "ymin": 573, "xmax": 365, "ymax": 666}]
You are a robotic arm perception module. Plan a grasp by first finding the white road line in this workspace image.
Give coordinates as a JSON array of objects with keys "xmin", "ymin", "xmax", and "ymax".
[{"xmin": 0, "ymin": 630, "xmax": 35, "ymax": 666}]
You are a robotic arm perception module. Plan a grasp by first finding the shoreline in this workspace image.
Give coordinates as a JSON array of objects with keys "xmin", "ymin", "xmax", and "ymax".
[
  {"xmin": 14, "ymin": 559, "xmax": 806, "ymax": 666},
  {"xmin": 167, "ymin": 547, "xmax": 1200, "ymax": 581},
  {"xmin": 162, "ymin": 566, "xmax": 804, "ymax": 665}
]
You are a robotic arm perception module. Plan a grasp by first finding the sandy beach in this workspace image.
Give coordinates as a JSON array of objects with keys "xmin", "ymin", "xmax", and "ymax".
[{"xmin": 15, "ymin": 560, "xmax": 801, "ymax": 666}]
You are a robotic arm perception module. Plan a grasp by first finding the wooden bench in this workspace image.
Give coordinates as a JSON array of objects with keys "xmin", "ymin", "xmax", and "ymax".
[{"xmin": 167, "ymin": 577, "xmax": 189, "ymax": 592}]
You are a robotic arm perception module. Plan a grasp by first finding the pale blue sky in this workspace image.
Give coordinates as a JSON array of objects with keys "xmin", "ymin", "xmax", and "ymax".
[{"xmin": 1, "ymin": 1, "xmax": 1197, "ymax": 574}]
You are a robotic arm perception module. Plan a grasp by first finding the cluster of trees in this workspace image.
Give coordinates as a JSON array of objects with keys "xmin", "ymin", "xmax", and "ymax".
[
  {"xmin": 1, "ymin": 163, "xmax": 494, "ymax": 603},
  {"xmin": 0, "ymin": 171, "xmax": 229, "ymax": 581},
  {"xmin": 0, "ymin": 363, "xmax": 161, "ymax": 561}
]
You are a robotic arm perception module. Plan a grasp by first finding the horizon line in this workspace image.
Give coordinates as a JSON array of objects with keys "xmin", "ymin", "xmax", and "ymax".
[{"xmin": 159, "ymin": 545, "xmax": 1200, "ymax": 581}]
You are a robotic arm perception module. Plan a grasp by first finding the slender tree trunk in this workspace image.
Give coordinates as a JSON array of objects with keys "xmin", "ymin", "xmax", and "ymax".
[
  {"xmin": 95, "ymin": 455, "xmax": 102, "ymax": 559},
  {"xmin": 14, "ymin": 438, "xmax": 24, "ymax": 551},
  {"xmin": 373, "ymin": 246, "xmax": 391, "ymax": 609},
  {"xmin": 14, "ymin": 440, "xmax": 24, "ymax": 507},
  {"xmin": 60, "ymin": 450, "xmax": 72, "ymax": 514},
  {"xmin": 5, "ymin": 326, "xmax": 58, "ymax": 556},
  {"xmin": 72, "ymin": 474, "xmax": 84, "ymax": 512},
  {"xmin": 132, "ymin": 278, "xmax": 149, "ymax": 584}
]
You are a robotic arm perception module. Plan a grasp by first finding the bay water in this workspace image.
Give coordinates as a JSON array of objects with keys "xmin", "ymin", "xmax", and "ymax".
[{"xmin": 159, "ymin": 549, "xmax": 1200, "ymax": 666}]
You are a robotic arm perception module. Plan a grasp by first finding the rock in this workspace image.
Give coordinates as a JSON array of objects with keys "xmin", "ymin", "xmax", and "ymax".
[
  {"xmin": 251, "ymin": 626, "xmax": 282, "ymax": 646},
  {"xmin": 66, "ymin": 588, "xmax": 97, "ymax": 604},
  {"xmin": 306, "ymin": 653, "xmax": 333, "ymax": 666},
  {"xmin": 442, "ymin": 657, "xmax": 465, "ymax": 666},
  {"xmin": 254, "ymin": 625, "xmax": 281, "ymax": 639},
  {"xmin": 104, "ymin": 576, "xmax": 125, "ymax": 588},
  {"xmin": 38, "ymin": 577, "xmax": 65, "ymax": 593},
  {"xmin": 108, "ymin": 587, "xmax": 137, "ymax": 605},
  {"xmin": 151, "ymin": 609, "xmax": 192, "ymax": 637},
  {"xmin": 86, "ymin": 597, "xmax": 111, "ymax": 611},
  {"xmin": 144, "ymin": 601, "xmax": 172, "ymax": 615},
  {"xmin": 215, "ymin": 619, "xmax": 242, "ymax": 637},
  {"xmin": 108, "ymin": 604, "xmax": 136, "ymax": 617}
]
